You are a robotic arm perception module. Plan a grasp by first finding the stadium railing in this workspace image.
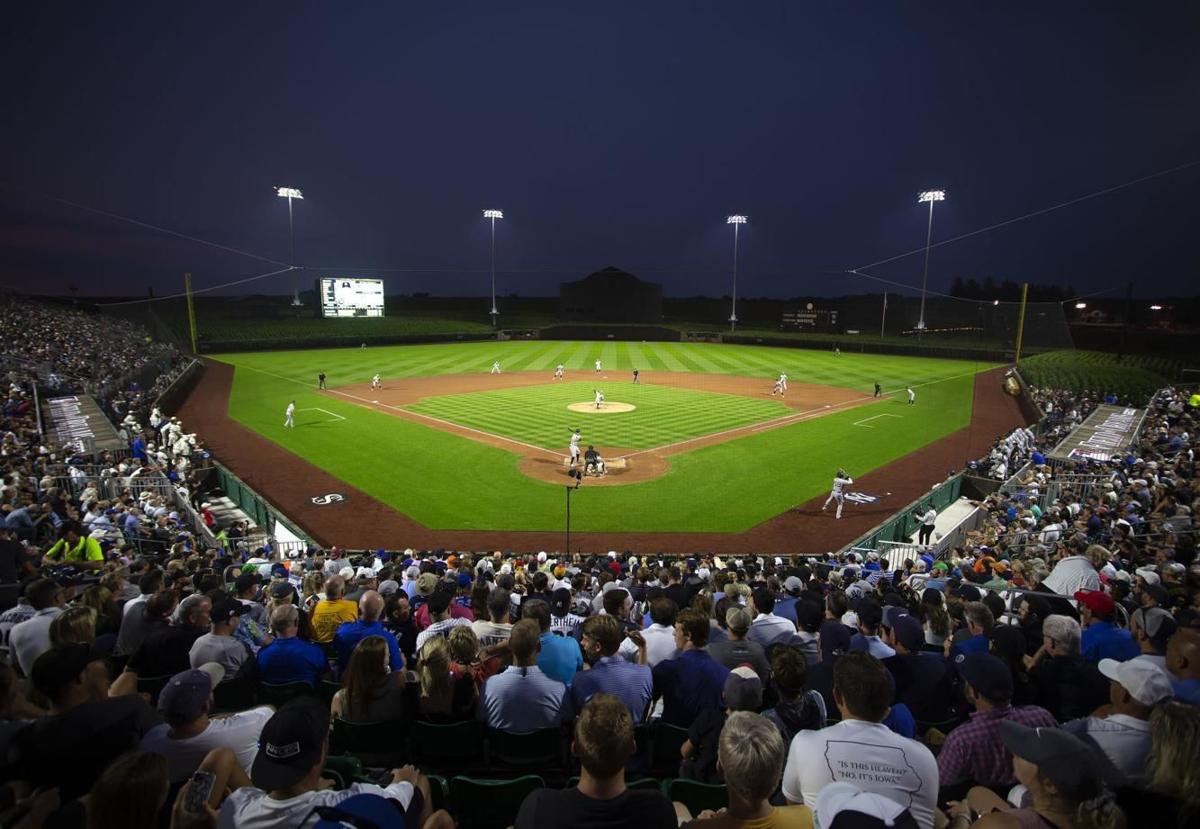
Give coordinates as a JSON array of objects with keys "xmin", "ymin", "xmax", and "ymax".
[
  {"xmin": 212, "ymin": 461, "xmax": 316, "ymax": 553},
  {"xmin": 839, "ymin": 473, "xmax": 965, "ymax": 558}
]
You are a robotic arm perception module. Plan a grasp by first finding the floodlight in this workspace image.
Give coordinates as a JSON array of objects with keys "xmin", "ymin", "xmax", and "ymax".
[
  {"xmin": 918, "ymin": 190, "xmax": 945, "ymax": 203},
  {"xmin": 483, "ymin": 209, "xmax": 503, "ymax": 219},
  {"xmin": 726, "ymin": 215, "xmax": 748, "ymax": 224},
  {"xmin": 1075, "ymin": 302, "xmax": 1087, "ymax": 309},
  {"xmin": 276, "ymin": 187, "xmax": 303, "ymax": 200}
]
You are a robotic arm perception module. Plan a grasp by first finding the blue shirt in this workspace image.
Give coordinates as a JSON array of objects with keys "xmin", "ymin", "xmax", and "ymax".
[
  {"xmin": 1080, "ymin": 622, "xmax": 1140, "ymax": 664},
  {"xmin": 565, "ymin": 656, "xmax": 654, "ymax": 722},
  {"xmin": 538, "ymin": 632, "xmax": 583, "ymax": 687},
  {"xmin": 773, "ymin": 597, "xmax": 800, "ymax": 625},
  {"xmin": 950, "ymin": 633, "xmax": 990, "ymax": 659},
  {"xmin": 1172, "ymin": 677, "xmax": 1200, "ymax": 706},
  {"xmin": 334, "ymin": 619, "xmax": 404, "ymax": 675},
  {"xmin": 652, "ymin": 649, "xmax": 730, "ymax": 727},
  {"xmin": 256, "ymin": 636, "xmax": 328, "ymax": 685},
  {"xmin": 478, "ymin": 665, "xmax": 564, "ymax": 731}
]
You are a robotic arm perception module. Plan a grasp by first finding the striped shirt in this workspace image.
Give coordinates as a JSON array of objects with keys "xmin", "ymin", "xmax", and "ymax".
[{"xmin": 937, "ymin": 705, "xmax": 1058, "ymax": 786}]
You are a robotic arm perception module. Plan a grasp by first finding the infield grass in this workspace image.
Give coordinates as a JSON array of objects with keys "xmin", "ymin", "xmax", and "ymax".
[{"xmin": 216, "ymin": 341, "xmax": 995, "ymax": 533}]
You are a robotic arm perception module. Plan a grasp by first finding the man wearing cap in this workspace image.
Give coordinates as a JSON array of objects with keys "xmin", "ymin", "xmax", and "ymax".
[
  {"xmin": 1067, "ymin": 656, "xmax": 1173, "ymax": 782},
  {"xmin": 936, "ymin": 653, "xmax": 1057, "ymax": 789},
  {"xmin": 548, "ymin": 587, "xmax": 586, "ymax": 639},
  {"xmin": 413, "ymin": 573, "xmax": 474, "ymax": 629},
  {"xmin": 616, "ymin": 596, "xmax": 679, "ymax": 668},
  {"xmin": 414, "ymin": 586, "xmax": 473, "ymax": 652},
  {"xmin": 333, "ymin": 590, "xmax": 404, "ymax": 676},
  {"xmin": 309, "ymin": 575, "xmax": 358, "ymax": 644},
  {"xmin": 191, "ymin": 597, "xmax": 253, "ymax": 679},
  {"xmin": 234, "ymin": 571, "xmax": 269, "ymax": 627},
  {"xmin": 1075, "ymin": 589, "xmax": 1139, "ymax": 664},
  {"xmin": 566, "ymin": 615, "xmax": 653, "ymax": 723},
  {"xmin": 18, "ymin": 643, "xmax": 161, "ymax": 800},
  {"xmin": 707, "ymin": 605, "xmax": 771, "ymax": 679},
  {"xmin": 782, "ymin": 652, "xmax": 938, "ymax": 828},
  {"xmin": 478, "ymin": 619, "xmax": 565, "ymax": 731},
  {"xmin": 880, "ymin": 610, "xmax": 953, "ymax": 723},
  {"xmin": 1128, "ymin": 606, "xmax": 1176, "ymax": 670},
  {"xmin": 680, "ymin": 666, "xmax": 764, "ymax": 783},
  {"xmin": 140, "ymin": 663, "xmax": 273, "ymax": 782},
  {"xmin": 218, "ymin": 699, "xmax": 443, "ymax": 829},
  {"xmin": 773, "ymin": 576, "xmax": 805, "ymax": 625}
]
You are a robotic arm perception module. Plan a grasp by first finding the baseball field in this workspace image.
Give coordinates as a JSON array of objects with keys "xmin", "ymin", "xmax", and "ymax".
[{"xmin": 196, "ymin": 340, "xmax": 1006, "ymax": 542}]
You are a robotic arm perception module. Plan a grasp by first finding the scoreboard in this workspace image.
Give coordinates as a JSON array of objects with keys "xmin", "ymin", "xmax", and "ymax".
[{"xmin": 319, "ymin": 277, "xmax": 385, "ymax": 318}]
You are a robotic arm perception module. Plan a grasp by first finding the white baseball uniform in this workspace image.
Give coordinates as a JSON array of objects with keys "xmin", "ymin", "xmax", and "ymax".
[
  {"xmin": 594, "ymin": 390, "xmax": 604, "ymax": 409},
  {"xmin": 595, "ymin": 359, "xmax": 602, "ymax": 373},
  {"xmin": 569, "ymin": 431, "xmax": 582, "ymax": 465},
  {"xmin": 371, "ymin": 374, "xmax": 381, "ymax": 389},
  {"xmin": 284, "ymin": 402, "xmax": 295, "ymax": 429},
  {"xmin": 554, "ymin": 364, "xmax": 564, "ymax": 379},
  {"xmin": 491, "ymin": 361, "xmax": 501, "ymax": 374},
  {"xmin": 772, "ymin": 379, "xmax": 784, "ymax": 396},
  {"xmin": 907, "ymin": 387, "xmax": 915, "ymax": 404},
  {"xmin": 822, "ymin": 474, "xmax": 854, "ymax": 518},
  {"xmin": 779, "ymin": 373, "xmax": 788, "ymax": 391}
]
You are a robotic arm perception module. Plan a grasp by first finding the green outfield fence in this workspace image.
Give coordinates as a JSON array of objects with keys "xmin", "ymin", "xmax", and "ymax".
[
  {"xmin": 841, "ymin": 473, "xmax": 965, "ymax": 555},
  {"xmin": 213, "ymin": 460, "xmax": 315, "ymax": 552}
]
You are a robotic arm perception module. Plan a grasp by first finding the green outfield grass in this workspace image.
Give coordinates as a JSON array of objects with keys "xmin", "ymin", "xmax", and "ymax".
[
  {"xmin": 409, "ymin": 381, "xmax": 791, "ymax": 450},
  {"xmin": 216, "ymin": 341, "xmax": 995, "ymax": 533}
]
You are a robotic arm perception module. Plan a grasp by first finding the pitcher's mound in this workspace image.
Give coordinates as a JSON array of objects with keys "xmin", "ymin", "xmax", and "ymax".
[{"xmin": 567, "ymin": 402, "xmax": 636, "ymax": 414}]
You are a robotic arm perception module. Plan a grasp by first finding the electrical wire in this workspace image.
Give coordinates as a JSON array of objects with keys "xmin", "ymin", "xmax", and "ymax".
[
  {"xmin": 97, "ymin": 266, "xmax": 296, "ymax": 305},
  {"xmin": 843, "ymin": 268, "xmax": 1118, "ymax": 305}
]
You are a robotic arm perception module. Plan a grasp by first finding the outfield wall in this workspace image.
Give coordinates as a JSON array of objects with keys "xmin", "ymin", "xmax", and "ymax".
[{"xmin": 200, "ymin": 330, "xmax": 497, "ymax": 354}]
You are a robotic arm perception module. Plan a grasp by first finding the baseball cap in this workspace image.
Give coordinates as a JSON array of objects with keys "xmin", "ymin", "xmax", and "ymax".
[
  {"xmin": 1135, "ymin": 567, "xmax": 1161, "ymax": 586},
  {"xmin": 784, "ymin": 576, "xmax": 803, "ymax": 595},
  {"xmin": 958, "ymin": 652, "xmax": 1014, "ymax": 703},
  {"xmin": 312, "ymin": 794, "xmax": 405, "ymax": 829},
  {"xmin": 415, "ymin": 573, "xmax": 439, "ymax": 597},
  {"xmin": 234, "ymin": 572, "xmax": 261, "ymax": 593},
  {"xmin": 815, "ymin": 781, "xmax": 919, "ymax": 829},
  {"xmin": 955, "ymin": 584, "xmax": 982, "ymax": 602},
  {"xmin": 550, "ymin": 587, "xmax": 571, "ymax": 616},
  {"xmin": 269, "ymin": 580, "xmax": 294, "ymax": 600},
  {"xmin": 855, "ymin": 598, "xmax": 883, "ymax": 629},
  {"xmin": 30, "ymin": 643, "xmax": 101, "ymax": 700},
  {"xmin": 211, "ymin": 597, "xmax": 250, "ymax": 624},
  {"xmin": 998, "ymin": 720, "xmax": 1115, "ymax": 798},
  {"xmin": 1142, "ymin": 583, "xmax": 1170, "ymax": 606},
  {"xmin": 252, "ymin": 702, "xmax": 329, "ymax": 790},
  {"xmin": 723, "ymin": 665, "xmax": 763, "ymax": 711},
  {"xmin": 888, "ymin": 612, "xmax": 925, "ymax": 653},
  {"xmin": 725, "ymin": 606, "xmax": 752, "ymax": 634},
  {"xmin": 378, "ymin": 579, "xmax": 400, "ymax": 597},
  {"xmin": 1131, "ymin": 606, "xmax": 1176, "ymax": 639},
  {"xmin": 270, "ymin": 563, "xmax": 289, "ymax": 579},
  {"xmin": 158, "ymin": 664, "xmax": 225, "ymax": 720},
  {"xmin": 1098, "ymin": 658, "xmax": 1173, "ymax": 706},
  {"xmin": 456, "ymin": 572, "xmax": 472, "ymax": 589},
  {"xmin": 1073, "ymin": 589, "xmax": 1115, "ymax": 616}
]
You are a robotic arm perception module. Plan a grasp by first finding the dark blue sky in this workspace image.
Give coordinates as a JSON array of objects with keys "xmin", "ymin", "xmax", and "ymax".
[{"xmin": 2, "ymin": 2, "xmax": 1197, "ymax": 299}]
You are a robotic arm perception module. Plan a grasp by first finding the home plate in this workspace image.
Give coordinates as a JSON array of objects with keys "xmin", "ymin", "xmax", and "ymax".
[{"xmin": 372, "ymin": 400, "xmax": 379, "ymax": 403}]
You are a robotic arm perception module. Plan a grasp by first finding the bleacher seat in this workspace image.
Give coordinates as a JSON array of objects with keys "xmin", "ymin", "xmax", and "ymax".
[
  {"xmin": 486, "ymin": 728, "xmax": 565, "ymax": 771},
  {"xmin": 665, "ymin": 778, "xmax": 728, "ymax": 815},
  {"xmin": 257, "ymin": 681, "xmax": 315, "ymax": 707},
  {"xmin": 449, "ymin": 775, "xmax": 544, "ymax": 829},
  {"xmin": 331, "ymin": 718, "xmax": 408, "ymax": 768},
  {"xmin": 136, "ymin": 674, "xmax": 171, "ymax": 705},
  {"xmin": 408, "ymin": 720, "xmax": 485, "ymax": 773},
  {"xmin": 648, "ymin": 722, "xmax": 689, "ymax": 778},
  {"xmin": 212, "ymin": 678, "xmax": 257, "ymax": 713}
]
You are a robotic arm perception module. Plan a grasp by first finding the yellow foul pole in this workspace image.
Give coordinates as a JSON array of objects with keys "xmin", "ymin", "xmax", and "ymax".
[
  {"xmin": 184, "ymin": 272, "xmax": 198, "ymax": 354},
  {"xmin": 1013, "ymin": 281, "xmax": 1029, "ymax": 364}
]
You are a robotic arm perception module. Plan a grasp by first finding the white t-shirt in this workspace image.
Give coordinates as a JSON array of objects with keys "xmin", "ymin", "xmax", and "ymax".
[
  {"xmin": 218, "ymin": 781, "xmax": 414, "ymax": 829},
  {"xmin": 617, "ymin": 623, "xmax": 678, "ymax": 668},
  {"xmin": 782, "ymin": 719, "xmax": 939, "ymax": 829},
  {"xmin": 1042, "ymin": 555, "xmax": 1101, "ymax": 595},
  {"xmin": 141, "ymin": 706, "xmax": 273, "ymax": 783},
  {"xmin": 472, "ymin": 619, "xmax": 513, "ymax": 649}
]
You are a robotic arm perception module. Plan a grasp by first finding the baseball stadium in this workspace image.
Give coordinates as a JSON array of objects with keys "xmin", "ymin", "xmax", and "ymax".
[{"xmin": 4, "ymin": 4, "xmax": 1200, "ymax": 828}]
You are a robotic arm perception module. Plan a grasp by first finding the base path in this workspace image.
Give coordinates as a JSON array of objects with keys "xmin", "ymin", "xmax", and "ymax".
[{"xmin": 179, "ymin": 361, "xmax": 1028, "ymax": 555}]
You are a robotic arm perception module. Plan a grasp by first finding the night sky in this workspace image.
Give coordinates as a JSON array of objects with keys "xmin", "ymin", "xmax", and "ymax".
[{"xmin": 2, "ymin": 2, "xmax": 1197, "ymax": 300}]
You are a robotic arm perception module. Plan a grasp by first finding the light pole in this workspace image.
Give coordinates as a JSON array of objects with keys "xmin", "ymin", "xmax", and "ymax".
[
  {"xmin": 916, "ymin": 190, "xmax": 944, "ymax": 332},
  {"xmin": 726, "ymin": 215, "xmax": 747, "ymax": 331},
  {"xmin": 483, "ymin": 209, "xmax": 503, "ymax": 328},
  {"xmin": 276, "ymin": 186, "xmax": 304, "ymax": 306}
]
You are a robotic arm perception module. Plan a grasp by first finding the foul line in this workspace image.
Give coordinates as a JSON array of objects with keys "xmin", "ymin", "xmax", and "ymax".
[
  {"xmin": 853, "ymin": 413, "xmax": 902, "ymax": 428},
  {"xmin": 299, "ymin": 407, "xmax": 347, "ymax": 422}
]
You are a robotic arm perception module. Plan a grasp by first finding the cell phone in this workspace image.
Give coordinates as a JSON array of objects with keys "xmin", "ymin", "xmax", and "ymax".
[
  {"xmin": 375, "ymin": 769, "xmax": 396, "ymax": 787},
  {"xmin": 184, "ymin": 770, "xmax": 216, "ymax": 812}
]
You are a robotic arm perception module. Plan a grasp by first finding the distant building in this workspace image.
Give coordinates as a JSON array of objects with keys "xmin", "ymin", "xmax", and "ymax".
[{"xmin": 558, "ymin": 266, "xmax": 663, "ymax": 323}]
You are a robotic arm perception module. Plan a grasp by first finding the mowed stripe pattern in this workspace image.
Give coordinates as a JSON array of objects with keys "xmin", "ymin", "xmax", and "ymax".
[{"xmin": 407, "ymin": 381, "xmax": 789, "ymax": 450}]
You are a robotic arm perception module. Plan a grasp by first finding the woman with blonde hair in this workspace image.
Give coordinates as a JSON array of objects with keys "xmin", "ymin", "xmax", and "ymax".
[
  {"xmin": 50, "ymin": 606, "xmax": 98, "ymax": 647},
  {"xmin": 417, "ymin": 636, "xmax": 476, "ymax": 722},
  {"xmin": 1116, "ymin": 701, "xmax": 1200, "ymax": 827},
  {"xmin": 301, "ymin": 570, "xmax": 326, "ymax": 613},
  {"xmin": 78, "ymin": 584, "xmax": 121, "ymax": 638},
  {"xmin": 448, "ymin": 625, "xmax": 498, "ymax": 689},
  {"xmin": 331, "ymin": 635, "xmax": 406, "ymax": 723}
]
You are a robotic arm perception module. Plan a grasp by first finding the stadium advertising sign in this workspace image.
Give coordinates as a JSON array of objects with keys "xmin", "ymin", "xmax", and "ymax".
[
  {"xmin": 1047, "ymin": 404, "xmax": 1148, "ymax": 464},
  {"xmin": 319, "ymin": 277, "xmax": 385, "ymax": 318}
]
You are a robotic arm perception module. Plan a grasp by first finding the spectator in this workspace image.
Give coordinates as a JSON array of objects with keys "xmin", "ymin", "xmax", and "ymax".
[
  {"xmin": 945, "ymin": 602, "xmax": 993, "ymax": 660},
  {"xmin": 478, "ymin": 618, "xmax": 564, "ymax": 731},
  {"xmin": 331, "ymin": 635, "xmax": 407, "ymax": 723},
  {"xmin": 782, "ymin": 652, "xmax": 939, "ymax": 828},
  {"xmin": 42, "ymin": 520, "xmax": 105, "ymax": 571},
  {"xmin": 48, "ymin": 605, "xmax": 98, "ymax": 648},
  {"xmin": 256, "ymin": 605, "xmax": 327, "ymax": 686},
  {"xmin": 986, "ymin": 625, "xmax": 1040, "ymax": 708},
  {"xmin": 514, "ymin": 693, "xmax": 676, "ymax": 828},
  {"xmin": 333, "ymin": 590, "xmax": 404, "ymax": 676},
  {"xmin": 881, "ymin": 609, "xmax": 954, "ymax": 722},
  {"xmin": 1026, "ymin": 614, "xmax": 1109, "ymax": 721},
  {"xmin": 413, "ymin": 586, "xmax": 471, "ymax": 652},
  {"xmin": 707, "ymin": 606, "xmax": 771, "ymax": 678},
  {"xmin": 1042, "ymin": 542, "xmax": 1102, "ymax": 595},
  {"xmin": 1062, "ymin": 657, "xmax": 1173, "ymax": 782},
  {"xmin": 681, "ymin": 666, "xmax": 763, "ymax": 783},
  {"xmin": 123, "ymin": 593, "xmax": 213, "ymax": 680},
  {"xmin": 8, "ymin": 578, "xmax": 65, "ymax": 675},
  {"xmin": 921, "ymin": 587, "xmax": 951, "ymax": 648},
  {"xmin": 471, "ymin": 587, "xmax": 513, "ymax": 649},
  {"xmin": 747, "ymin": 586, "xmax": 795, "ymax": 648},
  {"xmin": 416, "ymin": 636, "xmax": 477, "ymax": 722},
  {"xmin": 523, "ymin": 598, "xmax": 584, "ymax": 686},
  {"xmin": 566, "ymin": 614, "xmax": 653, "ymax": 722},
  {"xmin": 681, "ymin": 712, "xmax": 816, "ymax": 828},
  {"xmin": 549, "ymin": 586, "xmax": 586, "ymax": 639},
  {"xmin": 217, "ymin": 699, "xmax": 445, "ymax": 829},
  {"xmin": 190, "ymin": 598, "xmax": 252, "ymax": 680},
  {"xmin": 1165, "ymin": 627, "xmax": 1200, "ymax": 704},
  {"xmin": 850, "ymin": 598, "xmax": 896, "ymax": 660},
  {"xmin": 617, "ymin": 596, "xmax": 679, "ymax": 667},
  {"xmin": 1076, "ymin": 589, "xmax": 1140, "ymax": 663},
  {"xmin": 1127, "ymin": 701, "xmax": 1200, "ymax": 826},
  {"xmin": 308, "ymin": 575, "xmax": 358, "ymax": 644},
  {"xmin": 951, "ymin": 720, "xmax": 1124, "ymax": 829},
  {"xmin": 140, "ymin": 664, "xmax": 272, "ymax": 782},
  {"xmin": 652, "ymin": 608, "xmax": 731, "ymax": 728},
  {"xmin": 116, "ymin": 588, "xmax": 176, "ymax": 658},
  {"xmin": 762, "ymin": 645, "xmax": 826, "ymax": 744},
  {"xmin": 935, "ymin": 653, "xmax": 1057, "ymax": 789},
  {"xmin": 792, "ymin": 597, "xmax": 823, "ymax": 665},
  {"xmin": 1130, "ymin": 606, "xmax": 1177, "ymax": 670},
  {"xmin": 813, "ymin": 782, "xmax": 918, "ymax": 829}
]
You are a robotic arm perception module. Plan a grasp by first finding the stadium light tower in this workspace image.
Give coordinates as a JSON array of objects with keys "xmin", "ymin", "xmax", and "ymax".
[
  {"xmin": 483, "ymin": 209, "xmax": 504, "ymax": 327},
  {"xmin": 276, "ymin": 186, "xmax": 304, "ymax": 306},
  {"xmin": 916, "ymin": 190, "xmax": 945, "ymax": 332},
  {"xmin": 726, "ymin": 215, "xmax": 747, "ymax": 332}
]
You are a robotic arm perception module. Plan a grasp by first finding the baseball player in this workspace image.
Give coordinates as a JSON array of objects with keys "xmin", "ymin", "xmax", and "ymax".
[
  {"xmin": 568, "ymin": 428, "xmax": 582, "ymax": 467},
  {"xmin": 594, "ymin": 389, "xmax": 605, "ymax": 410},
  {"xmin": 821, "ymin": 469, "xmax": 854, "ymax": 519},
  {"xmin": 284, "ymin": 401, "xmax": 296, "ymax": 429},
  {"xmin": 771, "ymin": 378, "xmax": 785, "ymax": 397},
  {"xmin": 491, "ymin": 361, "xmax": 502, "ymax": 374},
  {"xmin": 318, "ymin": 372, "xmax": 327, "ymax": 390},
  {"xmin": 779, "ymin": 372, "xmax": 788, "ymax": 392},
  {"xmin": 907, "ymin": 386, "xmax": 915, "ymax": 405},
  {"xmin": 632, "ymin": 368, "xmax": 639, "ymax": 384},
  {"xmin": 595, "ymin": 359, "xmax": 602, "ymax": 374},
  {"xmin": 371, "ymin": 374, "xmax": 382, "ymax": 390},
  {"xmin": 554, "ymin": 364, "xmax": 565, "ymax": 380},
  {"xmin": 873, "ymin": 382, "xmax": 882, "ymax": 398}
]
